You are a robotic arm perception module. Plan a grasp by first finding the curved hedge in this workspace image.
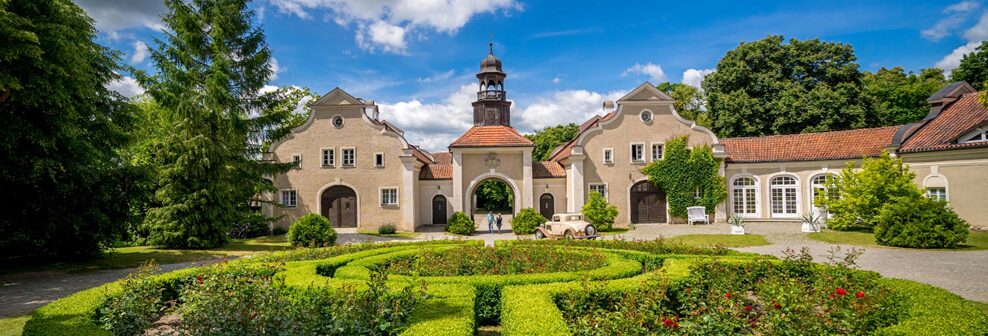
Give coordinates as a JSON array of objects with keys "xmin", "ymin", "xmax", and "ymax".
[{"xmin": 23, "ymin": 239, "xmax": 988, "ymax": 336}]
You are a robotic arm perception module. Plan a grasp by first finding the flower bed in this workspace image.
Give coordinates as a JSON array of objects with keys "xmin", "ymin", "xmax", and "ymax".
[{"xmin": 21, "ymin": 240, "xmax": 988, "ymax": 336}]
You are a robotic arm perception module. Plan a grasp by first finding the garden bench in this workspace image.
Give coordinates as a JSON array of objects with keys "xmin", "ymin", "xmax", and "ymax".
[{"xmin": 687, "ymin": 206, "xmax": 710, "ymax": 225}]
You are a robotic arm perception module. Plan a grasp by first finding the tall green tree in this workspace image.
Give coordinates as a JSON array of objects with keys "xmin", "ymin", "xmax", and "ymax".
[
  {"xmin": 525, "ymin": 123, "xmax": 579, "ymax": 162},
  {"xmin": 863, "ymin": 67, "xmax": 946, "ymax": 125},
  {"xmin": 656, "ymin": 82, "xmax": 709, "ymax": 127},
  {"xmin": 476, "ymin": 179, "xmax": 513, "ymax": 211},
  {"xmin": 951, "ymin": 41, "xmax": 988, "ymax": 90},
  {"xmin": 703, "ymin": 35, "xmax": 874, "ymax": 137},
  {"xmin": 0, "ymin": 0, "xmax": 137, "ymax": 257},
  {"xmin": 139, "ymin": 0, "xmax": 296, "ymax": 248}
]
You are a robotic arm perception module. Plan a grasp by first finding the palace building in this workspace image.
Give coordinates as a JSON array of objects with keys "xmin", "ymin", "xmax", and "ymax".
[{"xmin": 264, "ymin": 47, "xmax": 988, "ymax": 231}]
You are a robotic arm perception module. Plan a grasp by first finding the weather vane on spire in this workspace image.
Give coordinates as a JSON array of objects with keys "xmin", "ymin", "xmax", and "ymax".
[{"xmin": 489, "ymin": 33, "xmax": 494, "ymax": 54}]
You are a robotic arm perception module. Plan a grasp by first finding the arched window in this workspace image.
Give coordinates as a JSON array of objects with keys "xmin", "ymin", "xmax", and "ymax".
[
  {"xmin": 770, "ymin": 176, "xmax": 799, "ymax": 217},
  {"xmin": 810, "ymin": 174, "xmax": 838, "ymax": 206},
  {"xmin": 731, "ymin": 177, "xmax": 758, "ymax": 215}
]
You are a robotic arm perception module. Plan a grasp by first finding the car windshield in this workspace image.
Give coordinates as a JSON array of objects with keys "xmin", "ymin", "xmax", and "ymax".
[{"xmin": 567, "ymin": 215, "xmax": 581, "ymax": 221}]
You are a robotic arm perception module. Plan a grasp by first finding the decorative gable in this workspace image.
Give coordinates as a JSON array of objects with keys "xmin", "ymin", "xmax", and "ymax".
[
  {"xmin": 617, "ymin": 82, "xmax": 674, "ymax": 102},
  {"xmin": 311, "ymin": 87, "xmax": 364, "ymax": 107}
]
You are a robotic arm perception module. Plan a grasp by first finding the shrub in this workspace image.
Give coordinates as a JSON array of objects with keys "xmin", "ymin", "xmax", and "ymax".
[
  {"xmin": 582, "ymin": 192, "xmax": 617, "ymax": 231},
  {"xmin": 228, "ymin": 212, "xmax": 271, "ymax": 239},
  {"xmin": 272, "ymin": 226, "xmax": 288, "ymax": 235},
  {"xmin": 873, "ymin": 196, "xmax": 969, "ymax": 248},
  {"xmin": 180, "ymin": 270, "xmax": 299, "ymax": 335},
  {"xmin": 511, "ymin": 208, "xmax": 545, "ymax": 234},
  {"xmin": 824, "ymin": 151, "xmax": 925, "ymax": 230},
  {"xmin": 446, "ymin": 211, "xmax": 474, "ymax": 235},
  {"xmin": 287, "ymin": 214, "xmax": 337, "ymax": 247},
  {"xmin": 94, "ymin": 262, "xmax": 165, "ymax": 336},
  {"xmin": 381, "ymin": 245, "xmax": 607, "ymax": 276},
  {"xmin": 379, "ymin": 223, "xmax": 398, "ymax": 234}
]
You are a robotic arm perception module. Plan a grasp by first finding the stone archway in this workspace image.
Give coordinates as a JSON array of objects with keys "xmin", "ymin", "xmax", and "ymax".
[
  {"xmin": 471, "ymin": 177, "xmax": 515, "ymax": 215},
  {"xmin": 321, "ymin": 185, "xmax": 357, "ymax": 228},
  {"xmin": 629, "ymin": 180, "xmax": 666, "ymax": 224}
]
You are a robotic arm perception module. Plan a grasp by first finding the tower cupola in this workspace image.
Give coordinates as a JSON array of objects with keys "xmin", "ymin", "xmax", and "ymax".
[{"xmin": 472, "ymin": 41, "xmax": 511, "ymax": 126}]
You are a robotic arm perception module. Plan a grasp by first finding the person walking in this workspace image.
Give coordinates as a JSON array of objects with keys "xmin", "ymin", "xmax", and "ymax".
[
  {"xmin": 495, "ymin": 213, "xmax": 503, "ymax": 234},
  {"xmin": 487, "ymin": 211, "xmax": 495, "ymax": 234}
]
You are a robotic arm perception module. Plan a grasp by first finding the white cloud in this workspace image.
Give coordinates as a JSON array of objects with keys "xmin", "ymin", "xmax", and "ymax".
[
  {"xmin": 936, "ymin": 41, "xmax": 981, "ymax": 72},
  {"xmin": 106, "ymin": 76, "xmax": 144, "ymax": 98},
  {"xmin": 622, "ymin": 63, "xmax": 667, "ymax": 83},
  {"xmin": 418, "ymin": 69, "xmax": 456, "ymax": 83},
  {"xmin": 516, "ymin": 90, "xmax": 626, "ymax": 132},
  {"xmin": 269, "ymin": 0, "xmax": 520, "ymax": 54},
  {"xmin": 964, "ymin": 12, "xmax": 988, "ymax": 41},
  {"xmin": 129, "ymin": 41, "xmax": 149, "ymax": 64},
  {"xmin": 681, "ymin": 68, "xmax": 714, "ymax": 88},
  {"xmin": 75, "ymin": 0, "xmax": 166, "ymax": 33},
  {"xmin": 269, "ymin": 57, "xmax": 282, "ymax": 80},
  {"xmin": 947, "ymin": 0, "xmax": 981, "ymax": 13},
  {"xmin": 552, "ymin": 76, "xmax": 562, "ymax": 84},
  {"xmin": 922, "ymin": 1, "xmax": 981, "ymax": 41}
]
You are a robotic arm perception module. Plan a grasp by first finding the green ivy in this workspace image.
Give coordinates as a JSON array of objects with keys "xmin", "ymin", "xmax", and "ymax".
[{"xmin": 641, "ymin": 136, "xmax": 727, "ymax": 219}]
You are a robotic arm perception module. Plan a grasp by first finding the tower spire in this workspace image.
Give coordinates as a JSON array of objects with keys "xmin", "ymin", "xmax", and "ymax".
[
  {"xmin": 489, "ymin": 33, "xmax": 494, "ymax": 54},
  {"xmin": 473, "ymin": 40, "xmax": 510, "ymax": 126}
]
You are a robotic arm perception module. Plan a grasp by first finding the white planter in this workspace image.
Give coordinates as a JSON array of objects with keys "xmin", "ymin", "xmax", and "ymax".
[
  {"xmin": 801, "ymin": 222, "xmax": 820, "ymax": 233},
  {"xmin": 730, "ymin": 225, "xmax": 746, "ymax": 235}
]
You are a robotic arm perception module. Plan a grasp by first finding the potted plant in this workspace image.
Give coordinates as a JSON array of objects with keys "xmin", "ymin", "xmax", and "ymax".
[
  {"xmin": 728, "ymin": 214, "xmax": 746, "ymax": 235},
  {"xmin": 801, "ymin": 212, "xmax": 822, "ymax": 233}
]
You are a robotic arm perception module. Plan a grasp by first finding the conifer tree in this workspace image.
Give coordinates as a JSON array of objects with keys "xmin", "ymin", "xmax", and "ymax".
[{"xmin": 140, "ymin": 0, "xmax": 295, "ymax": 248}]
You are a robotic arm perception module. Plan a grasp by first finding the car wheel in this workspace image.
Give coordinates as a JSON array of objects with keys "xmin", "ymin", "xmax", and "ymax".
[
  {"xmin": 535, "ymin": 230, "xmax": 546, "ymax": 239},
  {"xmin": 584, "ymin": 225, "xmax": 597, "ymax": 236},
  {"xmin": 563, "ymin": 231, "xmax": 575, "ymax": 240}
]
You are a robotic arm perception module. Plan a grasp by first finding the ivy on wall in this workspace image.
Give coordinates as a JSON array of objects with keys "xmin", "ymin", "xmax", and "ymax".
[{"xmin": 642, "ymin": 135, "xmax": 727, "ymax": 218}]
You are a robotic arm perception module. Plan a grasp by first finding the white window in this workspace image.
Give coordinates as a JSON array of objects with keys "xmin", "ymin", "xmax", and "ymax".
[
  {"xmin": 630, "ymin": 143, "xmax": 645, "ymax": 163},
  {"xmin": 322, "ymin": 148, "xmax": 335, "ymax": 167},
  {"xmin": 342, "ymin": 148, "xmax": 355, "ymax": 167},
  {"xmin": 380, "ymin": 187, "xmax": 398, "ymax": 206},
  {"xmin": 280, "ymin": 190, "xmax": 297, "ymax": 208},
  {"xmin": 731, "ymin": 177, "xmax": 758, "ymax": 215},
  {"xmin": 694, "ymin": 186, "xmax": 702, "ymax": 199},
  {"xmin": 810, "ymin": 174, "xmax": 838, "ymax": 206},
  {"xmin": 960, "ymin": 127, "xmax": 987, "ymax": 143},
  {"xmin": 603, "ymin": 148, "xmax": 613, "ymax": 164},
  {"xmin": 375, "ymin": 153, "xmax": 384, "ymax": 168},
  {"xmin": 292, "ymin": 154, "xmax": 302, "ymax": 169},
  {"xmin": 927, "ymin": 187, "xmax": 947, "ymax": 201},
  {"xmin": 588, "ymin": 183, "xmax": 608, "ymax": 200},
  {"xmin": 770, "ymin": 176, "xmax": 799, "ymax": 217},
  {"xmin": 651, "ymin": 143, "xmax": 663, "ymax": 162}
]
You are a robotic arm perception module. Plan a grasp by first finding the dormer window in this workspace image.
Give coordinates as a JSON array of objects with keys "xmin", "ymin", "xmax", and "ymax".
[{"xmin": 960, "ymin": 127, "xmax": 988, "ymax": 143}]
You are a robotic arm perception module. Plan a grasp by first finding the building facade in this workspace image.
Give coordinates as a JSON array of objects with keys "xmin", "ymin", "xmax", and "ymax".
[{"xmin": 265, "ymin": 50, "xmax": 988, "ymax": 230}]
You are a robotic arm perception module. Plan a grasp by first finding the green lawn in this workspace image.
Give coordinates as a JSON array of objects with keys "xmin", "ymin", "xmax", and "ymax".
[
  {"xmin": 0, "ymin": 315, "xmax": 29, "ymax": 336},
  {"xmin": 600, "ymin": 228, "xmax": 631, "ymax": 235},
  {"xmin": 808, "ymin": 230, "xmax": 988, "ymax": 250},
  {"xmin": 2, "ymin": 235, "xmax": 293, "ymax": 274},
  {"xmin": 665, "ymin": 234, "xmax": 770, "ymax": 248},
  {"xmin": 357, "ymin": 230, "xmax": 420, "ymax": 239}
]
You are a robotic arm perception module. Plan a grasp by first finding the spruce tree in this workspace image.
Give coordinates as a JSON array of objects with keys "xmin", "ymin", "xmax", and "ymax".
[{"xmin": 140, "ymin": 0, "xmax": 295, "ymax": 248}]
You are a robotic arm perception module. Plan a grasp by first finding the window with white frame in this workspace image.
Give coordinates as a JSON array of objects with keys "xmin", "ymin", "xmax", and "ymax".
[
  {"xmin": 651, "ymin": 143, "xmax": 663, "ymax": 162},
  {"xmin": 693, "ymin": 186, "xmax": 702, "ymax": 199},
  {"xmin": 292, "ymin": 154, "xmax": 302, "ymax": 169},
  {"xmin": 342, "ymin": 148, "xmax": 355, "ymax": 167},
  {"xmin": 960, "ymin": 128, "xmax": 987, "ymax": 143},
  {"xmin": 588, "ymin": 183, "xmax": 607, "ymax": 200},
  {"xmin": 280, "ymin": 190, "xmax": 297, "ymax": 207},
  {"xmin": 603, "ymin": 148, "xmax": 613, "ymax": 164},
  {"xmin": 630, "ymin": 143, "xmax": 645, "ymax": 163},
  {"xmin": 380, "ymin": 188, "xmax": 398, "ymax": 206},
  {"xmin": 810, "ymin": 174, "xmax": 838, "ymax": 206},
  {"xmin": 770, "ymin": 176, "xmax": 799, "ymax": 216},
  {"xmin": 375, "ymin": 153, "xmax": 384, "ymax": 167},
  {"xmin": 321, "ymin": 148, "xmax": 334, "ymax": 167},
  {"xmin": 731, "ymin": 177, "xmax": 757, "ymax": 215},
  {"xmin": 927, "ymin": 187, "xmax": 947, "ymax": 201}
]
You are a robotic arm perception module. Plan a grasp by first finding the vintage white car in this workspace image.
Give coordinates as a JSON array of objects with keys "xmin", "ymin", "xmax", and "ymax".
[{"xmin": 534, "ymin": 213, "xmax": 599, "ymax": 240}]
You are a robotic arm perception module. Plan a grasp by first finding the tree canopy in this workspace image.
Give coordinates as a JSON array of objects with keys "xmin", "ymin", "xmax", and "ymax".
[
  {"xmin": 863, "ymin": 67, "xmax": 946, "ymax": 126},
  {"xmin": 703, "ymin": 35, "xmax": 874, "ymax": 137},
  {"xmin": 951, "ymin": 41, "xmax": 988, "ymax": 90},
  {"xmin": 525, "ymin": 123, "xmax": 579, "ymax": 162},
  {"xmin": 656, "ymin": 82, "xmax": 710, "ymax": 127}
]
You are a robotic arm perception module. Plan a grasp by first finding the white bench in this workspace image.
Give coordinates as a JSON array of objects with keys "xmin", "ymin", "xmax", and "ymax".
[{"xmin": 687, "ymin": 206, "xmax": 710, "ymax": 225}]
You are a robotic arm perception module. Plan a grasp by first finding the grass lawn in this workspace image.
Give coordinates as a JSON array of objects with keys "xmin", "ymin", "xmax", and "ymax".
[
  {"xmin": 357, "ymin": 230, "xmax": 419, "ymax": 239},
  {"xmin": 600, "ymin": 228, "xmax": 631, "ymax": 235},
  {"xmin": 972, "ymin": 301, "xmax": 988, "ymax": 315},
  {"xmin": 0, "ymin": 315, "xmax": 29, "ymax": 336},
  {"xmin": 1, "ymin": 235, "xmax": 293, "ymax": 274},
  {"xmin": 665, "ymin": 234, "xmax": 770, "ymax": 248},
  {"xmin": 808, "ymin": 230, "xmax": 988, "ymax": 250}
]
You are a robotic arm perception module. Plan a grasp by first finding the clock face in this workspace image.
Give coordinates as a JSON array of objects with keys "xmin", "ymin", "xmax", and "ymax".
[{"xmin": 332, "ymin": 116, "xmax": 344, "ymax": 128}]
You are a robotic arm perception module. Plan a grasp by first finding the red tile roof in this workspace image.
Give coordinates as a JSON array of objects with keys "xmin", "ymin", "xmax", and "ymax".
[
  {"xmin": 722, "ymin": 126, "xmax": 900, "ymax": 163},
  {"xmin": 432, "ymin": 152, "xmax": 452, "ymax": 164},
  {"xmin": 449, "ymin": 126, "xmax": 534, "ymax": 148},
  {"xmin": 533, "ymin": 161, "xmax": 566, "ymax": 178},
  {"xmin": 900, "ymin": 93, "xmax": 988, "ymax": 152},
  {"xmin": 419, "ymin": 163, "xmax": 452, "ymax": 180}
]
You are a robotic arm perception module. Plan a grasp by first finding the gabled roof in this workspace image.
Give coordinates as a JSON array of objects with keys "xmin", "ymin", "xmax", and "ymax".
[
  {"xmin": 432, "ymin": 152, "xmax": 452, "ymax": 164},
  {"xmin": 449, "ymin": 126, "xmax": 534, "ymax": 148},
  {"xmin": 900, "ymin": 92, "xmax": 988, "ymax": 153},
  {"xmin": 722, "ymin": 126, "xmax": 901, "ymax": 163},
  {"xmin": 533, "ymin": 161, "xmax": 566, "ymax": 178},
  {"xmin": 927, "ymin": 82, "xmax": 976, "ymax": 102},
  {"xmin": 419, "ymin": 163, "xmax": 452, "ymax": 180}
]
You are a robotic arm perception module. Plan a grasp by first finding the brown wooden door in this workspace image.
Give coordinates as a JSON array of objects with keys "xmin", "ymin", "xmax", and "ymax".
[
  {"xmin": 321, "ymin": 186, "xmax": 357, "ymax": 228},
  {"xmin": 539, "ymin": 193, "xmax": 554, "ymax": 219},
  {"xmin": 630, "ymin": 181, "xmax": 666, "ymax": 223},
  {"xmin": 433, "ymin": 195, "xmax": 447, "ymax": 224}
]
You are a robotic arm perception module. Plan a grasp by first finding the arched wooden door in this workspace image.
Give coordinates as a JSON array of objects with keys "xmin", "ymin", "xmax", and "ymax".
[
  {"xmin": 321, "ymin": 185, "xmax": 357, "ymax": 228},
  {"xmin": 432, "ymin": 195, "xmax": 448, "ymax": 224},
  {"xmin": 630, "ymin": 181, "xmax": 666, "ymax": 223},
  {"xmin": 539, "ymin": 193, "xmax": 554, "ymax": 219}
]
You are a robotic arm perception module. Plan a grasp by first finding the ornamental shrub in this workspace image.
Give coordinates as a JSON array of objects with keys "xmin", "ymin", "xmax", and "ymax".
[
  {"xmin": 642, "ymin": 136, "xmax": 727, "ymax": 219},
  {"xmin": 824, "ymin": 151, "xmax": 925, "ymax": 230},
  {"xmin": 511, "ymin": 208, "xmax": 545, "ymax": 234},
  {"xmin": 94, "ymin": 262, "xmax": 165, "ymax": 336},
  {"xmin": 378, "ymin": 223, "xmax": 398, "ymax": 234},
  {"xmin": 446, "ymin": 211, "xmax": 475, "ymax": 235},
  {"xmin": 287, "ymin": 214, "xmax": 337, "ymax": 247},
  {"xmin": 582, "ymin": 191, "xmax": 617, "ymax": 231},
  {"xmin": 873, "ymin": 196, "xmax": 969, "ymax": 248}
]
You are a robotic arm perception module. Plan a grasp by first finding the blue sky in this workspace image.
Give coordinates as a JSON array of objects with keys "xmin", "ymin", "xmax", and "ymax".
[{"xmin": 80, "ymin": 0, "xmax": 988, "ymax": 151}]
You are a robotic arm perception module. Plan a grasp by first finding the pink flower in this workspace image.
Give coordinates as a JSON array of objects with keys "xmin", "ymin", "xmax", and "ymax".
[{"xmin": 856, "ymin": 291, "xmax": 865, "ymax": 298}]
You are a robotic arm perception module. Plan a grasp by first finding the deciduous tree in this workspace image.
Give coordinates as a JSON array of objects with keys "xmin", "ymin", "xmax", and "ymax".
[
  {"xmin": 951, "ymin": 41, "xmax": 988, "ymax": 90},
  {"xmin": 656, "ymin": 82, "xmax": 710, "ymax": 127},
  {"xmin": 525, "ymin": 123, "xmax": 579, "ymax": 162},
  {"xmin": 863, "ymin": 67, "xmax": 946, "ymax": 125}
]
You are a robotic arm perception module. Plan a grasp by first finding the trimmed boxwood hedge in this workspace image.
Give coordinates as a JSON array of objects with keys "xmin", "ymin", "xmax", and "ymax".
[{"xmin": 22, "ymin": 239, "xmax": 988, "ymax": 336}]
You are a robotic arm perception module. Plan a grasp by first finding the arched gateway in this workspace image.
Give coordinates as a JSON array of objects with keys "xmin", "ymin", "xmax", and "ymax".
[
  {"xmin": 630, "ymin": 180, "xmax": 666, "ymax": 224},
  {"xmin": 321, "ymin": 185, "xmax": 357, "ymax": 228}
]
